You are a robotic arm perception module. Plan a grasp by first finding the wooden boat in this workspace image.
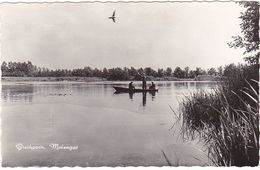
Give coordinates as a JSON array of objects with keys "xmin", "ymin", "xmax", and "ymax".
[{"xmin": 113, "ymin": 86, "xmax": 158, "ymax": 93}]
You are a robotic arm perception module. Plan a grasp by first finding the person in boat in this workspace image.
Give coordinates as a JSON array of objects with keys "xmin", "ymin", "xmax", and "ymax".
[
  {"xmin": 137, "ymin": 73, "xmax": 147, "ymax": 90},
  {"xmin": 140, "ymin": 74, "xmax": 146, "ymax": 90},
  {"xmin": 129, "ymin": 82, "xmax": 135, "ymax": 90},
  {"xmin": 149, "ymin": 82, "xmax": 155, "ymax": 90}
]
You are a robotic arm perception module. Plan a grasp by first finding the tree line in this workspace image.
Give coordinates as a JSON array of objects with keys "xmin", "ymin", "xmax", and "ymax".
[{"xmin": 1, "ymin": 61, "xmax": 228, "ymax": 80}]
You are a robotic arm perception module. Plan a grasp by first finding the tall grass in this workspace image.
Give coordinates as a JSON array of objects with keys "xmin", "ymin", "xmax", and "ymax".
[{"xmin": 178, "ymin": 64, "xmax": 259, "ymax": 166}]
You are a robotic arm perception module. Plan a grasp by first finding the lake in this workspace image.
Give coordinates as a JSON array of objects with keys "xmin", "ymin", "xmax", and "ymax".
[{"xmin": 1, "ymin": 81, "xmax": 217, "ymax": 167}]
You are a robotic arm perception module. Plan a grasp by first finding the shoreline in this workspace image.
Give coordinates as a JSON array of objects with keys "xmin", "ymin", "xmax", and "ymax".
[
  {"xmin": 1, "ymin": 76, "xmax": 107, "ymax": 82},
  {"xmin": 1, "ymin": 76, "xmax": 221, "ymax": 82}
]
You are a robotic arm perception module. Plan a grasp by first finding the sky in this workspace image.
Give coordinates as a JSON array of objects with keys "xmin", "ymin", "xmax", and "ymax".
[{"xmin": 0, "ymin": 2, "xmax": 245, "ymax": 70}]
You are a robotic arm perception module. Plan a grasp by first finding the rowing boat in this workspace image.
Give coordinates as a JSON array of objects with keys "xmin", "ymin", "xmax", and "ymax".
[{"xmin": 113, "ymin": 86, "xmax": 158, "ymax": 93}]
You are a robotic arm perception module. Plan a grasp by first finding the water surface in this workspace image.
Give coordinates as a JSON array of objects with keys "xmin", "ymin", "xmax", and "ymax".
[{"xmin": 1, "ymin": 81, "xmax": 217, "ymax": 166}]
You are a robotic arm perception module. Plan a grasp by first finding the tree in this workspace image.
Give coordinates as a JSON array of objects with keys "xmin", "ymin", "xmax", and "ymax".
[
  {"xmin": 8, "ymin": 61, "xmax": 15, "ymax": 73},
  {"xmin": 144, "ymin": 67, "xmax": 153, "ymax": 76},
  {"xmin": 1, "ymin": 61, "xmax": 8, "ymax": 76},
  {"xmin": 217, "ymin": 66, "xmax": 223, "ymax": 76},
  {"xmin": 108, "ymin": 67, "xmax": 128, "ymax": 80},
  {"xmin": 27, "ymin": 61, "xmax": 35, "ymax": 76},
  {"xmin": 188, "ymin": 70, "xmax": 196, "ymax": 78},
  {"xmin": 207, "ymin": 67, "xmax": 217, "ymax": 75},
  {"xmin": 184, "ymin": 67, "xmax": 189, "ymax": 78},
  {"xmin": 102, "ymin": 68, "xmax": 109, "ymax": 78},
  {"xmin": 157, "ymin": 68, "xmax": 164, "ymax": 77},
  {"xmin": 165, "ymin": 67, "xmax": 172, "ymax": 76},
  {"xmin": 223, "ymin": 63, "xmax": 242, "ymax": 78},
  {"xmin": 228, "ymin": 1, "xmax": 259, "ymax": 64},
  {"xmin": 123, "ymin": 67, "xmax": 130, "ymax": 79},
  {"xmin": 128, "ymin": 67, "xmax": 138, "ymax": 77},
  {"xmin": 173, "ymin": 67, "xmax": 185, "ymax": 78},
  {"xmin": 195, "ymin": 67, "xmax": 205, "ymax": 76},
  {"xmin": 137, "ymin": 68, "xmax": 144, "ymax": 75},
  {"xmin": 83, "ymin": 66, "xmax": 93, "ymax": 77},
  {"xmin": 93, "ymin": 68, "xmax": 102, "ymax": 77}
]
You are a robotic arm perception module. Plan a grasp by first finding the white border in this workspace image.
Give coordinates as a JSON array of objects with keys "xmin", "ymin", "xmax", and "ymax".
[{"xmin": 0, "ymin": 0, "xmax": 258, "ymax": 169}]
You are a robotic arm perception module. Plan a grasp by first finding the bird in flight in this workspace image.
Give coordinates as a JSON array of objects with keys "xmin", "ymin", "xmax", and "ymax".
[{"xmin": 108, "ymin": 11, "xmax": 116, "ymax": 23}]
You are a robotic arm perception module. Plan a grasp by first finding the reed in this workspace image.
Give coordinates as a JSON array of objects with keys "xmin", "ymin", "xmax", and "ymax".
[{"xmin": 178, "ymin": 67, "xmax": 259, "ymax": 166}]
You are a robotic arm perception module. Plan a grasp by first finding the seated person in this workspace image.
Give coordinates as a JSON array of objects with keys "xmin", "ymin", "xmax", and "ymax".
[
  {"xmin": 129, "ymin": 82, "xmax": 135, "ymax": 90},
  {"xmin": 149, "ymin": 82, "xmax": 155, "ymax": 89}
]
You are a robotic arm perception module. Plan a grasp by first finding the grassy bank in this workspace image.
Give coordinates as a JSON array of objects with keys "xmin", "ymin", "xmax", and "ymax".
[
  {"xmin": 1, "ymin": 76, "xmax": 107, "ymax": 82},
  {"xmin": 177, "ymin": 64, "xmax": 259, "ymax": 166}
]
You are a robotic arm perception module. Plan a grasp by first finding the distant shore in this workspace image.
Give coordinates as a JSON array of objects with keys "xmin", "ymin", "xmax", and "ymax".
[
  {"xmin": 1, "ymin": 75, "xmax": 221, "ymax": 82},
  {"xmin": 1, "ymin": 76, "xmax": 106, "ymax": 82}
]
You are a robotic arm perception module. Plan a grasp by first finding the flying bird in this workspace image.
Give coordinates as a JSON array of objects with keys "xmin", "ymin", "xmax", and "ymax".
[{"xmin": 108, "ymin": 11, "xmax": 116, "ymax": 23}]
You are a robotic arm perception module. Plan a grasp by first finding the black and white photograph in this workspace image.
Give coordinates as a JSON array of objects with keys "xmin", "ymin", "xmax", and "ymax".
[{"xmin": 0, "ymin": 0, "xmax": 259, "ymax": 167}]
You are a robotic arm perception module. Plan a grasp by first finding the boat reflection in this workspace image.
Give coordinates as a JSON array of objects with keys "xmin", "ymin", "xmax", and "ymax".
[
  {"xmin": 114, "ymin": 91, "xmax": 156, "ymax": 107},
  {"xmin": 129, "ymin": 92, "xmax": 134, "ymax": 100},
  {"xmin": 142, "ymin": 92, "xmax": 146, "ymax": 106}
]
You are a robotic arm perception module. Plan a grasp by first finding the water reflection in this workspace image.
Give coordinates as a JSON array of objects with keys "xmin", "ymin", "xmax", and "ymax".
[
  {"xmin": 1, "ymin": 81, "xmax": 217, "ymax": 106},
  {"xmin": 1, "ymin": 84, "xmax": 34, "ymax": 103},
  {"xmin": 142, "ymin": 92, "xmax": 147, "ymax": 106},
  {"xmin": 115, "ymin": 91, "xmax": 157, "ymax": 107},
  {"xmin": 129, "ymin": 92, "xmax": 134, "ymax": 100},
  {"xmin": 151, "ymin": 91, "xmax": 156, "ymax": 100}
]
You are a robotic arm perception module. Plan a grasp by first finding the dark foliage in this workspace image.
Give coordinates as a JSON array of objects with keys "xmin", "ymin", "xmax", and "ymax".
[
  {"xmin": 228, "ymin": 1, "xmax": 259, "ymax": 64},
  {"xmin": 1, "ymin": 61, "xmax": 219, "ymax": 81},
  {"xmin": 180, "ymin": 63, "xmax": 259, "ymax": 166}
]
